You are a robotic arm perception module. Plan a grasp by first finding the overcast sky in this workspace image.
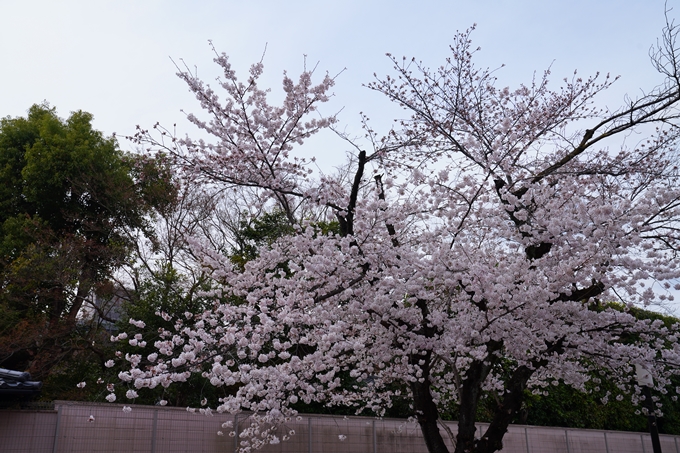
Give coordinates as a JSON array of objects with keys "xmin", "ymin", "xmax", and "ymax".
[
  {"xmin": 1, "ymin": 1, "xmax": 678, "ymax": 311},
  {"xmin": 1, "ymin": 1, "xmax": 673, "ymax": 147}
]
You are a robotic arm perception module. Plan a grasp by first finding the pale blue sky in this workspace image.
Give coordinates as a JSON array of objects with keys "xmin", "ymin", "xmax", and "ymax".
[{"xmin": 0, "ymin": 1, "xmax": 672, "ymax": 147}]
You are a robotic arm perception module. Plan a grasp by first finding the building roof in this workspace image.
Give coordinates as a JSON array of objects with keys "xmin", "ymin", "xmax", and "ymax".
[{"xmin": 0, "ymin": 368, "xmax": 42, "ymax": 397}]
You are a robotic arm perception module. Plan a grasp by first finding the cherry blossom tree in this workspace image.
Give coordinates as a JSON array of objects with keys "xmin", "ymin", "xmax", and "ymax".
[{"xmin": 116, "ymin": 22, "xmax": 680, "ymax": 453}]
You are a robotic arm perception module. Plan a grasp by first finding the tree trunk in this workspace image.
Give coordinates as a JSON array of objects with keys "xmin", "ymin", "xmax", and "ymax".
[
  {"xmin": 454, "ymin": 360, "xmax": 489, "ymax": 453},
  {"xmin": 454, "ymin": 365, "xmax": 534, "ymax": 453},
  {"xmin": 476, "ymin": 365, "xmax": 534, "ymax": 453},
  {"xmin": 411, "ymin": 375, "xmax": 451, "ymax": 453}
]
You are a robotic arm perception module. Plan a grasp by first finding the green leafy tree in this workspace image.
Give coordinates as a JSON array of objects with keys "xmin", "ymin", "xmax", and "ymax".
[{"xmin": 0, "ymin": 104, "xmax": 160, "ymax": 381}]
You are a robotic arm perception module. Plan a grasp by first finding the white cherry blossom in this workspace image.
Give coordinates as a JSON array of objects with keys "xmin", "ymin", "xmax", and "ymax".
[{"xmin": 120, "ymin": 23, "xmax": 680, "ymax": 453}]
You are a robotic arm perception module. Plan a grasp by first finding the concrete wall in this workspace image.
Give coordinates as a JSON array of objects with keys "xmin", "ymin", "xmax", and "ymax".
[{"xmin": 1, "ymin": 401, "xmax": 678, "ymax": 453}]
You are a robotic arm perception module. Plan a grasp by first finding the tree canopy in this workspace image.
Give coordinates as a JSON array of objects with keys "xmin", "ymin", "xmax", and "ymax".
[
  {"xmin": 0, "ymin": 104, "xmax": 160, "ymax": 381},
  {"xmin": 102, "ymin": 19, "xmax": 680, "ymax": 453}
]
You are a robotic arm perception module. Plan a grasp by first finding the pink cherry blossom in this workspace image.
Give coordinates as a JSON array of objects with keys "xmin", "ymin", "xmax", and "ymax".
[{"xmin": 118, "ymin": 22, "xmax": 680, "ymax": 453}]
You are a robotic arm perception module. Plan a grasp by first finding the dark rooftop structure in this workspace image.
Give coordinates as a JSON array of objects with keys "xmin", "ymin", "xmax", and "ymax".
[{"xmin": 0, "ymin": 368, "xmax": 42, "ymax": 399}]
